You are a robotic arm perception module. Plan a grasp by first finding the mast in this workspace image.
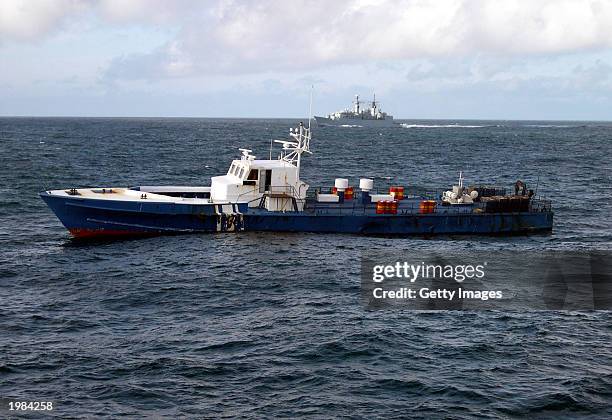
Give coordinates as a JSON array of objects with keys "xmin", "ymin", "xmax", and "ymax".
[
  {"xmin": 308, "ymin": 85, "xmax": 313, "ymax": 131},
  {"xmin": 271, "ymin": 89, "xmax": 314, "ymax": 182},
  {"xmin": 371, "ymin": 93, "xmax": 378, "ymax": 117},
  {"xmin": 297, "ymin": 123, "xmax": 303, "ymax": 172},
  {"xmin": 274, "ymin": 121, "xmax": 312, "ymax": 182}
]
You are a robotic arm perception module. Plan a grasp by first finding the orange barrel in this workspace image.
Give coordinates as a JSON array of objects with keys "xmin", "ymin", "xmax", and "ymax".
[
  {"xmin": 390, "ymin": 200, "xmax": 399, "ymax": 214},
  {"xmin": 419, "ymin": 200, "xmax": 427, "ymax": 213},
  {"xmin": 396, "ymin": 186, "xmax": 405, "ymax": 200},
  {"xmin": 427, "ymin": 200, "xmax": 437, "ymax": 213},
  {"xmin": 384, "ymin": 200, "xmax": 392, "ymax": 214},
  {"xmin": 390, "ymin": 186, "xmax": 405, "ymax": 200},
  {"xmin": 419, "ymin": 200, "xmax": 436, "ymax": 214},
  {"xmin": 376, "ymin": 200, "xmax": 385, "ymax": 214},
  {"xmin": 345, "ymin": 186, "xmax": 354, "ymax": 200}
]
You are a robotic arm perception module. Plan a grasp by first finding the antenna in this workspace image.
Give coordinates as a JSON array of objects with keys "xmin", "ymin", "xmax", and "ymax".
[
  {"xmin": 275, "ymin": 121, "xmax": 312, "ymax": 182},
  {"xmin": 308, "ymin": 85, "xmax": 313, "ymax": 131},
  {"xmin": 269, "ymin": 136, "xmax": 273, "ymax": 160}
]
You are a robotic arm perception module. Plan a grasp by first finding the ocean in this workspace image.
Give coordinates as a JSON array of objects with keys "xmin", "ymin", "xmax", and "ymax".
[{"xmin": 1, "ymin": 117, "xmax": 611, "ymax": 418}]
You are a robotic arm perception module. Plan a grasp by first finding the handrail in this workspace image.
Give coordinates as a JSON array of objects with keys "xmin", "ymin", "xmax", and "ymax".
[
  {"xmin": 311, "ymin": 185, "xmax": 445, "ymax": 200},
  {"xmin": 236, "ymin": 184, "xmax": 302, "ymax": 199},
  {"xmin": 266, "ymin": 185, "xmax": 297, "ymax": 195},
  {"xmin": 234, "ymin": 184, "xmax": 552, "ymax": 213},
  {"xmin": 235, "ymin": 185, "xmax": 259, "ymax": 201},
  {"xmin": 303, "ymin": 195, "xmax": 552, "ymax": 215}
]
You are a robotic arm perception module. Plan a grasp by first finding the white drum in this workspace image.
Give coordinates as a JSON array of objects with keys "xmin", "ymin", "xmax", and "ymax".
[
  {"xmin": 359, "ymin": 178, "xmax": 374, "ymax": 191},
  {"xmin": 334, "ymin": 178, "xmax": 349, "ymax": 190}
]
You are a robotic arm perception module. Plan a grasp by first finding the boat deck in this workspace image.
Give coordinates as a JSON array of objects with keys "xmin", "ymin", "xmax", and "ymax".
[{"xmin": 47, "ymin": 188, "xmax": 212, "ymax": 204}]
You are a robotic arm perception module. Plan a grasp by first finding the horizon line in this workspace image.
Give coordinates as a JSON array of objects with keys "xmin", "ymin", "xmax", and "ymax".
[{"xmin": 1, "ymin": 115, "xmax": 611, "ymax": 123}]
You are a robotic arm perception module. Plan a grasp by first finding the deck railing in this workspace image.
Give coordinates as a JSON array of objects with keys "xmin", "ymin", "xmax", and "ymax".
[
  {"xmin": 238, "ymin": 184, "xmax": 551, "ymax": 214},
  {"xmin": 310, "ymin": 186, "xmax": 445, "ymax": 201},
  {"xmin": 529, "ymin": 199, "xmax": 552, "ymax": 212},
  {"xmin": 304, "ymin": 188, "xmax": 552, "ymax": 216}
]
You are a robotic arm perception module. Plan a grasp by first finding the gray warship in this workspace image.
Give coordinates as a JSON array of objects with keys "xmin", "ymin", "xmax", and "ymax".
[{"xmin": 314, "ymin": 94, "xmax": 394, "ymax": 127}]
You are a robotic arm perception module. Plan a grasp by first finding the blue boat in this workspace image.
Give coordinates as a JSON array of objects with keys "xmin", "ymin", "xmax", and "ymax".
[{"xmin": 40, "ymin": 122, "xmax": 553, "ymax": 239}]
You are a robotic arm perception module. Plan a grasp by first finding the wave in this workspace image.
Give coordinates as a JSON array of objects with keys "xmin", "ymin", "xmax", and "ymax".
[
  {"xmin": 400, "ymin": 123, "xmax": 489, "ymax": 128},
  {"xmin": 523, "ymin": 124, "xmax": 583, "ymax": 128},
  {"xmin": 400, "ymin": 123, "xmax": 587, "ymax": 129},
  {"xmin": 339, "ymin": 124, "xmax": 363, "ymax": 128}
]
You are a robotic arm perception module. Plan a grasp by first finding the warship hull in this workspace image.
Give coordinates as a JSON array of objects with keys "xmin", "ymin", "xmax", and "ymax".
[{"xmin": 314, "ymin": 116, "xmax": 395, "ymax": 127}]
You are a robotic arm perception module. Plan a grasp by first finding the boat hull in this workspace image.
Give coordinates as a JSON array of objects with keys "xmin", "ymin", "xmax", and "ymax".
[
  {"xmin": 40, "ymin": 192, "xmax": 245, "ymax": 238},
  {"xmin": 245, "ymin": 210, "xmax": 553, "ymax": 235},
  {"xmin": 41, "ymin": 192, "xmax": 553, "ymax": 239}
]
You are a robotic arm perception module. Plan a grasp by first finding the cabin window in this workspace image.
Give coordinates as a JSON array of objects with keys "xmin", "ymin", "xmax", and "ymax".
[
  {"xmin": 247, "ymin": 169, "xmax": 258, "ymax": 180},
  {"xmin": 244, "ymin": 169, "xmax": 258, "ymax": 186},
  {"xmin": 228, "ymin": 164, "xmax": 236, "ymax": 175},
  {"xmin": 239, "ymin": 167, "xmax": 245, "ymax": 178}
]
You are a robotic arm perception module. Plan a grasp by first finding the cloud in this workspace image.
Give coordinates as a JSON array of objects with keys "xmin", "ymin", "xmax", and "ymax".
[
  {"xmin": 0, "ymin": 0, "xmax": 196, "ymax": 42},
  {"xmin": 0, "ymin": 0, "xmax": 86, "ymax": 41},
  {"xmin": 3, "ymin": 0, "xmax": 612, "ymax": 80},
  {"xmin": 103, "ymin": 0, "xmax": 612, "ymax": 79},
  {"xmin": 95, "ymin": 0, "xmax": 199, "ymax": 24}
]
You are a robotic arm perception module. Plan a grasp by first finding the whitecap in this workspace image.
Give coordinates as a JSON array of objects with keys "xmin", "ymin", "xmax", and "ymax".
[{"xmin": 400, "ymin": 123, "xmax": 487, "ymax": 128}]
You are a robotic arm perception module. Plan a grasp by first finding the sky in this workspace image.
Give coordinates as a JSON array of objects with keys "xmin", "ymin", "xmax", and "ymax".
[{"xmin": 2, "ymin": 0, "xmax": 612, "ymax": 120}]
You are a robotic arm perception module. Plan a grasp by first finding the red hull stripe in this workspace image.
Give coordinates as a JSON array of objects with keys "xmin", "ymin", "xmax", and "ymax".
[{"xmin": 68, "ymin": 228, "xmax": 154, "ymax": 239}]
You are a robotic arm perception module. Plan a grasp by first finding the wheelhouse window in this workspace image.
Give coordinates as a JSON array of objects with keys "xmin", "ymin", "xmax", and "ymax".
[
  {"xmin": 247, "ymin": 169, "xmax": 258, "ymax": 180},
  {"xmin": 244, "ymin": 169, "xmax": 258, "ymax": 186},
  {"xmin": 228, "ymin": 164, "xmax": 236, "ymax": 175}
]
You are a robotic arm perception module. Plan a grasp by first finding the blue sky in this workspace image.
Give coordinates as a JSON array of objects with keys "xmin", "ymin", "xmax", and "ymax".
[{"xmin": 2, "ymin": 0, "xmax": 612, "ymax": 120}]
